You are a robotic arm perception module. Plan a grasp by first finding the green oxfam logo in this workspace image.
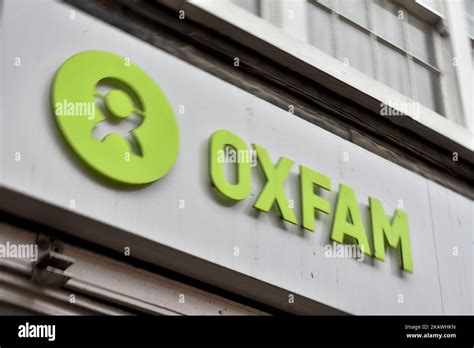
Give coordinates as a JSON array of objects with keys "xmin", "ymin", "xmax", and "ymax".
[{"xmin": 52, "ymin": 50, "xmax": 179, "ymax": 184}]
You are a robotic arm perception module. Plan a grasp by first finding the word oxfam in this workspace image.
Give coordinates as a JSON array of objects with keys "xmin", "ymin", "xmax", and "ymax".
[
  {"xmin": 52, "ymin": 51, "xmax": 412, "ymax": 273},
  {"xmin": 209, "ymin": 130, "xmax": 413, "ymax": 272}
]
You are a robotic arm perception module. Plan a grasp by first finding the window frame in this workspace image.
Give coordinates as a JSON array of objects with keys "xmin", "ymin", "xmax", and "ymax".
[
  {"xmin": 180, "ymin": 0, "xmax": 472, "ymax": 152},
  {"xmin": 307, "ymin": 0, "xmax": 444, "ymax": 115}
]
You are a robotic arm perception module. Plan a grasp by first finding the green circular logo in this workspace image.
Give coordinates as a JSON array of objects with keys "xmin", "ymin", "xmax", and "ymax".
[{"xmin": 52, "ymin": 50, "xmax": 180, "ymax": 185}]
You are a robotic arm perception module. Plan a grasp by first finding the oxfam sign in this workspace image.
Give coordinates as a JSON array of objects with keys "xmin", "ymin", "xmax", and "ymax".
[
  {"xmin": 51, "ymin": 51, "xmax": 412, "ymax": 273},
  {"xmin": 52, "ymin": 51, "xmax": 179, "ymax": 184},
  {"xmin": 209, "ymin": 130, "xmax": 414, "ymax": 273}
]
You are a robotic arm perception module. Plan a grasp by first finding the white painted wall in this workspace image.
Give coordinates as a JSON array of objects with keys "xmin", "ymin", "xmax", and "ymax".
[{"xmin": 0, "ymin": 0, "xmax": 472, "ymax": 314}]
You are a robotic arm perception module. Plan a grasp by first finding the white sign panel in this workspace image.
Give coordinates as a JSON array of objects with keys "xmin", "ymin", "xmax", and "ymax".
[{"xmin": 1, "ymin": 0, "xmax": 472, "ymax": 314}]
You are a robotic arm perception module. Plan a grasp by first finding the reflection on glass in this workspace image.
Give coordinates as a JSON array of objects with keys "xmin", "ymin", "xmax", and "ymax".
[
  {"xmin": 466, "ymin": 0, "xmax": 474, "ymax": 36},
  {"xmin": 378, "ymin": 43, "xmax": 409, "ymax": 95},
  {"xmin": 338, "ymin": 0, "xmax": 368, "ymax": 28},
  {"xmin": 414, "ymin": 63, "xmax": 440, "ymax": 112},
  {"xmin": 308, "ymin": 4, "xmax": 334, "ymax": 55},
  {"xmin": 408, "ymin": 14, "xmax": 435, "ymax": 65},
  {"xmin": 373, "ymin": 0, "xmax": 404, "ymax": 48},
  {"xmin": 340, "ymin": 20, "xmax": 375, "ymax": 77}
]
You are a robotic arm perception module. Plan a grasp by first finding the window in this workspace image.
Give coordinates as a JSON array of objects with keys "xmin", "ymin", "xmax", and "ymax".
[
  {"xmin": 208, "ymin": 0, "xmax": 470, "ymax": 130},
  {"xmin": 307, "ymin": 0, "xmax": 443, "ymax": 115},
  {"xmin": 307, "ymin": 4, "xmax": 333, "ymax": 55},
  {"xmin": 230, "ymin": 0, "xmax": 446, "ymax": 116},
  {"xmin": 230, "ymin": 0, "xmax": 281, "ymax": 28},
  {"xmin": 466, "ymin": 0, "xmax": 474, "ymax": 39}
]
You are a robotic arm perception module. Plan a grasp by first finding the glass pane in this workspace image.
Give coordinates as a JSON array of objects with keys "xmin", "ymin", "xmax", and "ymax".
[
  {"xmin": 265, "ymin": 0, "xmax": 282, "ymax": 27},
  {"xmin": 467, "ymin": 0, "xmax": 474, "ymax": 36},
  {"xmin": 230, "ymin": 0, "xmax": 260, "ymax": 15},
  {"xmin": 340, "ymin": 20, "xmax": 375, "ymax": 77},
  {"xmin": 414, "ymin": 63, "xmax": 441, "ymax": 112},
  {"xmin": 408, "ymin": 14, "xmax": 435, "ymax": 64},
  {"xmin": 308, "ymin": 4, "xmax": 334, "ymax": 56},
  {"xmin": 378, "ymin": 43, "xmax": 409, "ymax": 95},
  {"xmin": 337, "ymin": 0, "xmax": 368, "ymax": 28},
  {"xmin": 465, "ymin": 0, "xmax": 474, "ymax": 16},
  {"xmin": 373, "ymin": 0, "xmax": 404, "ymax": 48}
]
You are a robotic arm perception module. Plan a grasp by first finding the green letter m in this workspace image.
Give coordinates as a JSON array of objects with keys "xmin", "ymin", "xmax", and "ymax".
[{"xmin": 370, "ymin": 197, "xmax": 413, "ymax": 273}]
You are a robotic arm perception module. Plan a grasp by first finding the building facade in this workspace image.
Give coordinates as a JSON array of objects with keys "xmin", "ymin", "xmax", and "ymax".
[{"xmin": 0, "ymin": 0, "xmax": 472, "ymax": 315}]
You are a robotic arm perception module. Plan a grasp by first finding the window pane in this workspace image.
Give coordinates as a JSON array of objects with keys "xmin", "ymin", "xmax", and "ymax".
[
  {"xmin": 378, "ymin": 43, "xmax": 409, "ymax": 95},
  {"xmin": 408, "ymin": 14, "xmax": 435, "ymax": 65},
  {"xmin": 264, "ymin": 0, "xmax": 282, "ymax": 27},
  {"xmin": 466, "ymin": 0, "xmax": 474, "ymax": 37},
  {"xmin": 340, "ymin": 20, "xmax": 375, "ymax": 77},
  {"xmin": 230, "ymin": 0, "xmax": 260, "ymax": 15},
  {"xmin": 465, "ymin": 0, "xmax": 474, "ymax": 16},
  {"xmin": 337, "ymin": 0, "xmax": 368, "ymax": 28},
  {"xmin": 414, "ymin": 63, "xmax": 441, "ymax": 112},
  {"xmin": 373, "ymin": 0, "xmax": 404, "ymax": 48},
  {"xmin": 308, "ymin": 4, "xmax": 334, "ymax": 56}
]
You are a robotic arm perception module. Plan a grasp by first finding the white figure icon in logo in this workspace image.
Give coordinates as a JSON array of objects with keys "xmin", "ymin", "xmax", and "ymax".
[{"xmin": 92, "ymin": 82, "xmax": 144, "ymax": 156}]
